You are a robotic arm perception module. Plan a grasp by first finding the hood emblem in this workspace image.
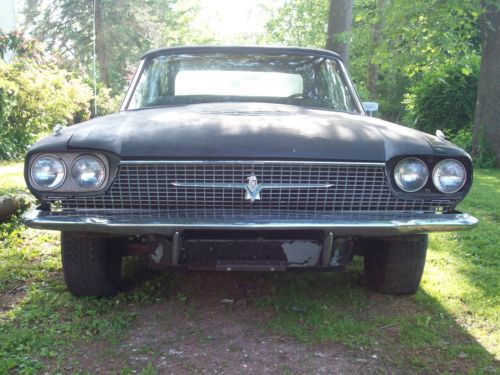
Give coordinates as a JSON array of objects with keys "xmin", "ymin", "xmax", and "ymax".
[
  {"xmin": 244, "ymin": 175, "xmax": 262, "ymax": 202},
  {"xmin": 171, "ymin": 176, "xmax": 333, "ymax": 203}
]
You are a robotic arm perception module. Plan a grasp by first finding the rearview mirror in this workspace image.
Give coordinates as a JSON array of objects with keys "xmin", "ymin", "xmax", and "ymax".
[{"xmin": 362, "ymin": 102, "xmax": 379, "ymax": 117}]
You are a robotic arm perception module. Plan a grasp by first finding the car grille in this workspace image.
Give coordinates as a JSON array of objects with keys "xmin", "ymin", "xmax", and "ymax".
[{"xmin": 52, "ymin": 162, "xmax": 457, "ymax": 214}]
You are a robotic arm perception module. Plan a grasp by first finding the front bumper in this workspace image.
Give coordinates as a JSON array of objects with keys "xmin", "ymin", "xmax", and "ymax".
[{"xmin": 22, "ymin": 210, "xmax": 478, "ymax": 236}]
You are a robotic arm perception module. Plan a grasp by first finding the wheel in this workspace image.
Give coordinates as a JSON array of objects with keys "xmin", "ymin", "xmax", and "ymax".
[
  {"xmin": 61, "ymin": 232, "xmax": 122, "ymax": 297},
  {"xmin": 364, "ymin": 234, "xmax": 428, "ymax": 295}
]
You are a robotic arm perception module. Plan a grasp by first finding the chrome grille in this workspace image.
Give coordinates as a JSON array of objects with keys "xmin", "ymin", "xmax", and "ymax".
[{"xmin": 53, "ymin": 161, "xmax": 457, "ymax": 213}]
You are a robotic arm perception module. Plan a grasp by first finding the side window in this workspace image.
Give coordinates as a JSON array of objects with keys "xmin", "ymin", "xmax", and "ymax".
[{"xmin": 326, "ymin": 61, "xmax": 355, "ymax": 112}]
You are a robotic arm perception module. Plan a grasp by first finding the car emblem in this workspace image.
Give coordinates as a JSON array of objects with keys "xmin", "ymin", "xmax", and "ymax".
[
  {"xmin": 244, "ymin": 175, "xmax": 262, "ymax": 202},
  {"xmin": 171, "ymin": 177, "xmax": 332, "ymax": 203}
]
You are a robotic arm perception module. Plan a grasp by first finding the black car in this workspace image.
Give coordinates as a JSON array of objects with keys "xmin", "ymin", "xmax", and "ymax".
[{"xmin": 23, "ymin": 46, "xmax": 477, "ymax": 297}]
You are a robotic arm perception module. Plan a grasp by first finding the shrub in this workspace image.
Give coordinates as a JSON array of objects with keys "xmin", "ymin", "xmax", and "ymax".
[
  {"xmin": 0, "ymin": 60, "xmax": 92, "ymax": 160},
  {"xmin": 448, "ymin": 127, "xmax": 473, "ymax": 153},
  {"xmin": 403, "ymin": 56, "xmax": 480, "ymax": 136},
  {"xmin": 91, "ymin": 85, "xmax": 123, "ymax": 117}
]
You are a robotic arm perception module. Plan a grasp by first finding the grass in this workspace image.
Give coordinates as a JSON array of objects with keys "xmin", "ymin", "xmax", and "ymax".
[
  {"xmin": 0, "ymin": 161, "xmax": 26, "ymax": 195},
  {"xmin": 0, "ymin": 162, "xmax": 499, "ymax": 373},
  {"xmin": 422, "ymin": 170, "xmax": 499, "ymax": 358}
]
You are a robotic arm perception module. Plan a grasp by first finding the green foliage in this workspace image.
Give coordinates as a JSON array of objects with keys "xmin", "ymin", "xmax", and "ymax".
[
  {"xmin": 403, "ymin": 56, "xmax": 480, "ymax": 136},
  {"xmin": 0, "ymin": 31, "xmax": 40, "ymax": 60},
  {"xmin": 0, "ymin": 60, "xmax": 92, "ymax": 160},
  {"xmin": 378, "ymin": 0, "xmax": 480, "ymax": 77},
  {"xmin": 265, "ymin": 0, "xmax": 482, "ymax": 126},
  {"xmin": 448, "ymin": 128, "xmax": 473, "ymax": 153},
  {"xmin": 375, "ymin": 73, "xmax": 411, "ymax": 122},
  {"xmin": 264, "ymin": 0, "xmax": 329, "ymax": 48},
  {"xmin": 23, "ymin": 0, "xmax": 205, "ymax": 92},
  {"xmin": 92, "ymin": 85, "xmax": 123, "ymax": 117}
]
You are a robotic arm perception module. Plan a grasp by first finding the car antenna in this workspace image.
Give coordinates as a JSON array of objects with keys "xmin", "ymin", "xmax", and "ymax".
[{"xmin": 92, "ymin": 0, "xmax": 98, "ymax": 117}]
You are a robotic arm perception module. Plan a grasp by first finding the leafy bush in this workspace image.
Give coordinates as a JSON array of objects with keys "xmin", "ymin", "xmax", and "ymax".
[
  {"xmin": 403, "ymin": 56, "xmax": 480, "ymax": 136},
  {"xmin": 92, "ymin": 85, "xmax": 123, "ymax": 117},
  {"xmin": 448, "ymin": 127, "xmax": 473, "ymax": 152},
  {"xmin": 0, "ymin": 31, "xmax": 40, "ymax": 60},
  {"xmin": 0, "ymin": 60, "xmax": 93, "ymax": 160}
]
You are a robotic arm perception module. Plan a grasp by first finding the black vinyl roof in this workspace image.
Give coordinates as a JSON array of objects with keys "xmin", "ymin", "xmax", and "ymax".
[{"xmin": 141, "ymin": 45, "xmax": 342, "ymax": 61}]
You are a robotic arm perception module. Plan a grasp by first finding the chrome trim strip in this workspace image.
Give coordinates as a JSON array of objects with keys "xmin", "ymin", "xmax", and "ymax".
[
  {"xmin": 120, "ymin": 59, "xmax": 145, "ymax": 111},
  {"xmin": 171, "ymin": 182, "xmax": 333, "ymax": 189},
  {"xmin": 23, "ymin": 210, "xmax": 478, "ymax": 236},
  {"xmin": 120, "ymin": 160, "xmax": 386, "ymax": 167}
]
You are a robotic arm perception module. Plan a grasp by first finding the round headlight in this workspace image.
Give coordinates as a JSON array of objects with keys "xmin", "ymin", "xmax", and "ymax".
[
  {"xmin": 432, "ymin": 159, "xmax": 466, "ymax": 193},
  {"xmin": 31, "ymin": 155, "xmax": 66, "ymax": 190},
  {"xmin": 394, "ymin": 158, "xmax": 429, "ymax": 192},
  {"xmin": 71, "ymin": 155, "xmax": 106, "ymax": 190}
]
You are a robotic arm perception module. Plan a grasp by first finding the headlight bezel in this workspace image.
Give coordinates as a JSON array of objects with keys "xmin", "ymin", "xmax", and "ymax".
[
  {"xmin": 28, "ymin": 152, "xmax": 109, "ymax": 193},
  {"xmin": 389, "ymin": 156, "xmax": 472, "ymax": 196},
  {"xmin": 432, "ymin": 159, "xmax": 467, "ymax": 194},
  {"xmin": 393, "ymin": 157, "xmax": 429, "ymax": 193},
  {"xmin": 30, "ymin": 154, "xmax": 67, "ymax": 190}
]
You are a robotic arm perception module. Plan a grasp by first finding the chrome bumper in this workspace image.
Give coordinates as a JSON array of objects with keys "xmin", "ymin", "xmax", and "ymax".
[{"xmin": 22, "ymin": 210, "xmax": 478, "ymax": 236}]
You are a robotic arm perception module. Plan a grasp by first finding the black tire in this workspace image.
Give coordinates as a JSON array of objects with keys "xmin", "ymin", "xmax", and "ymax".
[
  {"xmin": 364, "ymin": 234, "xmax": 428, "ymax": 295},
  {"xmin": 61, "ymin": 232, "xmax": 122, "ymax": 297}
]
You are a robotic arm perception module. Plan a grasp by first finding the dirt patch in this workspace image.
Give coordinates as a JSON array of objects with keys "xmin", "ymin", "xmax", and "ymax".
[
  {"xmin": 64, "ymin": 273, "xmax": 387, "ymax": 374},
  {"xmin": 0, "ymin": 285, "xmax": 26, "ymax": 315},
  {"xmin": 67, "ymin": 301, "xmax": 383, "ymax": 374}
]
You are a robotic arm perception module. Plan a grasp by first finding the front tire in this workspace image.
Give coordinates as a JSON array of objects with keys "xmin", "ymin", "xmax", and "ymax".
[
  {"xmin": 61, "ymin": 232, "xmax": 122, "ymax": 297},
  {"xmin": 364, "ymin": 235, "xmax": 428, "ymax": 295}
]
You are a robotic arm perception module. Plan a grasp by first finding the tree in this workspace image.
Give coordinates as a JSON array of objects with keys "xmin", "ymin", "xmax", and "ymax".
[
  {"xmin": 366, "ymin": 0, "xmax": 387, "ymax": 98},
  {"xmin": 326, "ymin": 0, "xmax": 353, "ymax": 65},
  {"xmin": 266, "ymin": 0, "xmax": 480, "ymax": 118},
  {"xmin": 472, "ymin": 1, "xmax": 500, "ymax": 166},
  {"xmin": 22, "ymin": 0, "xmax": 203, "ymax": 92},
  {"xmin": 264, "ymin": 0, "xmax": 329, "ymax": 48}
]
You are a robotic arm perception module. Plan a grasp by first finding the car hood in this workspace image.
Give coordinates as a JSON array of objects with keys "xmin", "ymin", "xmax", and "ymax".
[{"xmin": 31, "ymin": 102, "xmax": 466, "ymax": 162}]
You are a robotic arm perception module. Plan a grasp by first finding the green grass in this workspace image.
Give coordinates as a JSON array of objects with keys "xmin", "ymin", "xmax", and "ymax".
[
  {"xmin": 423, "ymin": 170, "xmax": 500, "ymax": 357},
  {"xmin": 0, "ymin": 162, "xmax": 499, "ymax": 373},
  {"xmin": 0, "ymin": 161, "xmax": 26, "ymax": 195}
]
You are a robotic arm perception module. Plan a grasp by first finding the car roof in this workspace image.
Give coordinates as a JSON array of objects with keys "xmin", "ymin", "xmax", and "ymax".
[{"xmin": 141, "ymin": 45, "xmax": 342, "ymax": 61}]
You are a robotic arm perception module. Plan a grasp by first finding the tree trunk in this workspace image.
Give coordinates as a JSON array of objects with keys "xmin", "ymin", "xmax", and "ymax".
[
  {"xmin": 472, "ymin": 2, "xmax": 500, "ymax": 166},
  {"xmin": 367, "ymin": 0, "xmax": 387, "ymax": 99},
  {"xmin": 94, "ymin": 0, "xmax": 109, "ymax": 87},
  {"xmin": 326, "ymin": 0, "xmax": 353, "ymax": 66}
]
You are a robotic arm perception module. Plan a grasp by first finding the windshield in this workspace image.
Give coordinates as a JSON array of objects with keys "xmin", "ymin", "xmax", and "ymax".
[{"xmin": 127, "ymin": 52, "xmax": 360, "ymax": 113}]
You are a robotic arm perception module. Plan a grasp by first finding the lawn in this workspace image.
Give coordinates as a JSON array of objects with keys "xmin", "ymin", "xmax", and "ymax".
[
  {"xmin": 0, "ymin": 161, "xmax": 26, "ymax": 195},
  {"xmin": 0, "ymin": 162, "xmax": 498, "ymax": 374}
]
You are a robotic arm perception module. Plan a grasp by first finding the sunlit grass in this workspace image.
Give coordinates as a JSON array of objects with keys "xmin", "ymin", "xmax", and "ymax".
[
  {"xmin": 0, "ymin": 161, "xmax": 26, "ymax": 194},
  {"xmin": 422, "ymin": 169, "xmax": 500, "ymax": 358}
]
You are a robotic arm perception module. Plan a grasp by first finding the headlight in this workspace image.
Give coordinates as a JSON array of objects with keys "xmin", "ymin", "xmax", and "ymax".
[
  {"xmin": 71, "ymin": 155, "xmax": 106, "ymax": 190},
  {"xmin": 394, "ymin": 158, "xmax": 429, "ymax": 192},
  {"xmin": 31, "ymin": 155, "xmax": 66, "ymax": 190},
  {"xmin": 432, "ymin": 159, "xmax": 466, "ymax": 193}
]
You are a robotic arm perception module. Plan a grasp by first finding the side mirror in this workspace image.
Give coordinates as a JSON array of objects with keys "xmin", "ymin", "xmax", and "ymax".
[{"xmin": 362, "ymin": 102, "xmax": 379, "ymax": 117}]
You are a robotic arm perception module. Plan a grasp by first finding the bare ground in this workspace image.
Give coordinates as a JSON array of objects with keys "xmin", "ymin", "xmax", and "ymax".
[{"xmin": 61, "ymin": 273, "xmax": 387, "ymax": 374}]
